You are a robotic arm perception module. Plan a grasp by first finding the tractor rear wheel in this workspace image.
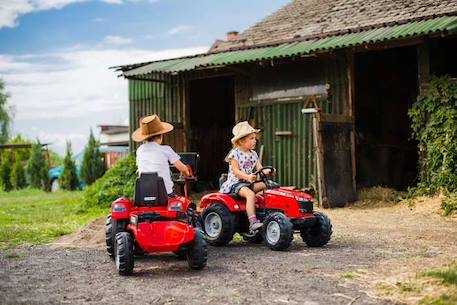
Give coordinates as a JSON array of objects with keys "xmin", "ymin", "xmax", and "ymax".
[
  {"xmin": 187, "ymin": 230, "xmax": 208, "ymax": 270},
  {"xmin": 115, "ymin": 232, "xmax": 134, "ymax": 276},
  {"xmin": 263, "ymin": 212, "xmax": 294, "ymax": 251},
  {"xmin": 300, "ymin": 212, "xmax": 332, "ymax": 247},
  {"xmin": 202, "ymin": 204, "xmax": 234, "ymax": 246},
  {"xmin": 105, "ymin": 215, "xmax": 127, "ymax": 259}
]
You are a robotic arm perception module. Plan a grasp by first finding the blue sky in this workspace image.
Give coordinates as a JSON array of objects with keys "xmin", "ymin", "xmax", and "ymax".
[{"xmin": 0, "ymin": 0, "xmax": 289, "ymax": 155}]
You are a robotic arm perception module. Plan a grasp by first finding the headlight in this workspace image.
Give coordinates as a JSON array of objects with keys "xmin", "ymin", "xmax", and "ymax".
[
  {"xmin": 168, "ymin": 202, "xmax": 182, "ymax": 211},
  {"xmin": 130, "ymin": 215, "xmax": 138, "ymax": 225},
  {"xmin": 113, "ymin": 204, "xmax": 126, "ymax": 212}
]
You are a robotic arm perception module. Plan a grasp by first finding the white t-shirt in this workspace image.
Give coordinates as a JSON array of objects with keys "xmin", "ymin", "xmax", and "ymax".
[{"xmin": 136, "ymin": 141, "xmax": 180, "ymax": 194}]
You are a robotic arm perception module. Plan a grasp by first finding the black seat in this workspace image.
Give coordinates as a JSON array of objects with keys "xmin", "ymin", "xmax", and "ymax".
[{"xmin": 134, "ymin": 172, "xmax": 168, "ymax": 206}]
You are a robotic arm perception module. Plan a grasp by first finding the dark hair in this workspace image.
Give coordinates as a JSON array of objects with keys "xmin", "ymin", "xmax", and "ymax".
[{"xmin": 146, "ymin": 134, "xmax": 162, "ymax": 142}]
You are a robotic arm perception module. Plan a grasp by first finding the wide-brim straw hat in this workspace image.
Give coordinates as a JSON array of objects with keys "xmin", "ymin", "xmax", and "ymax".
[
  {"xmin": 132, "ymin": 114, "xmax": 174, "ymax": 142},
  {"xmin": 231, "ymin": 121, "xmax": 260, "ymax": 145}
]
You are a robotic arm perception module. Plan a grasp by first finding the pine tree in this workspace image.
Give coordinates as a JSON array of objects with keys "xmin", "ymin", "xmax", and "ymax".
[
  {"xmin": 59, "ymin": 141, "xmax": 78, "ymax": 190},
  {"xmin": 81, "ymin": 130, "xmax": 105, "ymax": 186},
  {"xmin": 11, "ymin": 154, "xmax": 26, "ymax": 190},
  {"xmin": 0, "ymin": 151, "xmax": 12, "ymax": 191},
  {"xmin": 26, "ymin": 142, "xmax": 50, "ymax": 191}
]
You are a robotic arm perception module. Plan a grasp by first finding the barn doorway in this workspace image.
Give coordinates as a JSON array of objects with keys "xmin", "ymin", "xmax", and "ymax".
[
  {"xmin": 354, "ymin": 46, "xmax": 419, "ymax": 190},
  {"xmin": 188, "ymin": 76, "xmax": 235, "ymax": 187}
]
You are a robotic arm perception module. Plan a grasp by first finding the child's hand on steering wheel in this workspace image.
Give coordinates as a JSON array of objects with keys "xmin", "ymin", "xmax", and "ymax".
[{"xmin": 247, "ymin": 174, "xmax": 257, "ymax": 183}]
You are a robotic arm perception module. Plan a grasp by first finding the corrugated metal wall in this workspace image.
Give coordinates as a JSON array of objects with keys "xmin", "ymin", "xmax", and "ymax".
[{"xmin": 128, "ymin": 73, "xmax": 184, "ymax": 151}]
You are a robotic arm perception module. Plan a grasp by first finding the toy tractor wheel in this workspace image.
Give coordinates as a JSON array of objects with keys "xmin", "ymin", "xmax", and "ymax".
[
  {"xmin": 105, "ymin": 215, "xmax": 127, "ymax": 259},
  {"xmin": 187, "ymin": 230, "xmax": 208, "ymax": 270},
  {"xmin": 300, "ymin": 211, "xmax": 332, "ymax": 247},
  {"xmin": 263, "ymin": 212, "xmax": 294, "ymax": 251},
  {"xmin": 115, "ymin": 232, "xmax": 134, "ymax": 276},
  {"xmin": 202, "ymin": 204, "xmax": 234, "ymax": 246}
]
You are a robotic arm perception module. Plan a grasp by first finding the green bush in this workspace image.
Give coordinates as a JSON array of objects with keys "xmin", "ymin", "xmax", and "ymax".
[
  {"xmin": 83, "ymin": 154, "xmax": 136, "ymax": 208},
  {"xmin": 80, "ymin": 130, "xmax": 105, "ymax": 186},
  {"xmin": 441, "ymin": 193, "xmax": 457, "ymax": 216},
  {"xmin": 408, "ymin": 76, "xmax": 457, "ymax": 194},
  {"xmin": 26, "ymin": 142, "xmax": 50, "ymax": 191},
  {"xmin": 59, "ymin": 142, "xmax": 79, "ymax": 191},
  {"xmin": 0, "ymin": 151, "xmax": 12, "ymax": 191},
  {"xmin": 11, "ymin": 155, "xmax": 26, "ymax": 190}
]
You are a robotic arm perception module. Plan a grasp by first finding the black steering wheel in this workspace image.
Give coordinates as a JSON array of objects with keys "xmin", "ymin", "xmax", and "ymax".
[{"xmin": 253, "ymin": 166, "xmax": 275, "ymax": 183}]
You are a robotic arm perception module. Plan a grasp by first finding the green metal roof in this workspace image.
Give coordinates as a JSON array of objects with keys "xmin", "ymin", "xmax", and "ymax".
[{"xmin": 123, "ymin": 16, "xmax": 457, "ymax": 77}]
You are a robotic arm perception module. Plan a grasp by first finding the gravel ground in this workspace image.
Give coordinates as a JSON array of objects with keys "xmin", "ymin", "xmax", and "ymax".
[{"xmin": 1, "ymin": 197, "xmax": 455, "ymax": 305}]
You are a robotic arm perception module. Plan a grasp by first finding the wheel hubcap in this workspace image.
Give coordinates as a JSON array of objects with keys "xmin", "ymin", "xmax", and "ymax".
[
  {"xmin": 266, "ymin": 221, "xmax": 280, "ymax": 245},
  {"xmin": 204, "ymin": 212, "xmax": 222, "ymax": 238}
]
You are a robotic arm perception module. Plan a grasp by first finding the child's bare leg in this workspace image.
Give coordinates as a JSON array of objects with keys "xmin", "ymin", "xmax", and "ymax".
[
  {"xmin": 238, "ymin": 187, "xmax": 257, "ymax": 221},
  {"xmin": 253, "ymin": 182, "xmax": 266, "ymax": 193}
]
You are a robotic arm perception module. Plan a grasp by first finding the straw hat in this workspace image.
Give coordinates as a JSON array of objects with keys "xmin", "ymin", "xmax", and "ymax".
[
  {"xmin": 132, "ymin": 114, "xmax": 174, "ymax": 142},
  {"xmin": 231, "ymin": 121, "xmax": 260, "ymax": 145}
]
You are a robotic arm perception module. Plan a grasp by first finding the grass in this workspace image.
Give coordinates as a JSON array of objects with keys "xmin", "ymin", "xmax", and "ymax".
[
  {"xmin": 421, "ymin": 264, "xmax": 457, "ymax": 285},
  {"xmin": 0, "ymin": 189, "xmax": 108, "ymax": 249},
  {"xmin": 419, "ymin": 294, "xmax": 457, "ymax": 305}
]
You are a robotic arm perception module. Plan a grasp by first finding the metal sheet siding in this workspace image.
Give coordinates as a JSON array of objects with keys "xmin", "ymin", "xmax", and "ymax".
[
  {"xmin": 238, "ymin": 101, "xmax": 316, "ymax": 189},
  {"xmin": 123, "ymin": 16, "xmax": 457, "ymax": 76}
]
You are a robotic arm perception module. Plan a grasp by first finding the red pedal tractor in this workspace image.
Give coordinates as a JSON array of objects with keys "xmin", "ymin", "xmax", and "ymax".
[
  {"xmin": 199, "ymin": 166, "xmax": 332, "ymax": 251},
  {"xmin": 105, "ymin": 153, "xmax": 207, "ymax": 275}
]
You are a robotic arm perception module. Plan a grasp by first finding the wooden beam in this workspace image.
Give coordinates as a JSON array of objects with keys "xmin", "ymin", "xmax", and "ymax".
[{"xmin": 347, "ymin": 51, "xmax": 357, "ymax": 196}]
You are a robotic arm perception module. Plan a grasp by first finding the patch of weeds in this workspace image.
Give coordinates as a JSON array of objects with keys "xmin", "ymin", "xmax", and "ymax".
[
  {"xmin": 397, "ymin": 281, "xmax": 422, "ymax": 293},
  {"xmin": 419, "ymin": 293, "xmax": 457, "ymax": 305},
  {"xmin": 354, "ymin": 187, "xmax": 405, "ymax": 208},
  {"xmin": 376, "ymin": 283, "xmax": 396, "ymax": 296},
  {"xmin": 441, "ymin": 194, "xmax": 457, "ymax": 216},
  {"xmin": 4, "ymin": 251, "xmax": 21, "ymax": 259},
  {"xmin": 341, "ymin": 269, "xmax": 367, "ymax": 280},
  {"xmin": 421, "ymin": 264, "xmax": 457, "ymax": 285}
]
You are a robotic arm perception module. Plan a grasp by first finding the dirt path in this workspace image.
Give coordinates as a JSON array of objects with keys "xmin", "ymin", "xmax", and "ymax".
[{"xmin": 1, "ymin": 197, "xmax": 456, "ymax": 305}]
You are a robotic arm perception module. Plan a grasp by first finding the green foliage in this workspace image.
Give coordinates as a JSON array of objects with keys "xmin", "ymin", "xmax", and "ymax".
[
  {"xmin": 408, "ymin": 76, "xmax": 457, "ymax": 194},
  {"xmin": 441, "ymin": 193, "xmax": 457, "ymax": 216},
  {"xmin": 80, "ymin": 130, "xmax": 105, "ymax": 186},
  {"xmin": 422, "ymin": 264, "xmax": 457, "ymax": 285},
  {"xmin": 0, "ymin": 79, "xmax": 10, "ymax": 144},
  {"xmin": 0, "ymin": 190, "xmax": 107, "ymax": 249},
  {"xmin": 0, "ymin": 151, "xmax": 13, "ymax": 191},
  {"xmin": 11, "ymin": 155, "xmax": 26, "ymax": 190},
  {"xmin": 9, "ymin": 135, "xmax": 31, "ymax": 161},
  {"xmin": 26, "ymin": 141, "xmax": 50, "ymax": 191},
  {"xmin": 83, "ymin": 154, "xmax": 136, "ymax": 208},
  {"xmin": 420, "ymin": 294, "xmax": 457, "ymax": 305},
  {"xmin": 48, "ymin": 151, "xmax": 62, "ymax": 167},
  {"xmin": 59, "ymin": 142, "xmax": 79, "ymax": 191}
]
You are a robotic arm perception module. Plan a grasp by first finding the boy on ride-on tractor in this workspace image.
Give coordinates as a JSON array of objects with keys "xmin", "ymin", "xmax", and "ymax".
[
  {"xmin": 133, "ymin": 114, "xmax": 190, "ymax": 196},
  {"xmin": 219, "ymin": 121, "xmax": 272, "ymax": 232}
]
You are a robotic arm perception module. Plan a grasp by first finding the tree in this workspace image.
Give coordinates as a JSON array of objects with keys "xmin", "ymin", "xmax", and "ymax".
[
  {"xmin": 59, "ymin": 141, "xmax": 78, "ymax": 191},
  {"xmin": 80, "ymin": 130, "xmax": 105, "ymax": 186},
  {"xmin": 26, "ymin": 141, "xmax": 50, "ymax": 191},
  {"xmin": 0, "ymin": 79, "xmax": 11, "ymax": 144},
  {"xmin": 0, "ymin": 151, "xmax": 12, "ymax": 191},
  {"xmin": 11, "ymin": 155, "xmax": 26, "ymax": 190}
]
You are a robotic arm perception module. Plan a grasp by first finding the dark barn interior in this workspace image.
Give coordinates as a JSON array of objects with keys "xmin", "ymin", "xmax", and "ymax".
[
  {"xmin": 354, "ymin": 46, "xmax": 419, "ymax": 190},
  {"xmin": 188, "ymin": 76, "xmax": 235, "ymax": 186}
]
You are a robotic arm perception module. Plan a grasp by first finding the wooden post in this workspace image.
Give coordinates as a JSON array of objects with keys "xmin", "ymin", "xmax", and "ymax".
[
  {"xmin": 347, "ymin": 51, "xmax": 357, "ymax": 196},
  {"xmin": 312, "ymin": 112, "xmax": 329, "ymax": 208},
  {"xmin": 417, "ymin": 42, "xmax": 430, "ymax": 94}
]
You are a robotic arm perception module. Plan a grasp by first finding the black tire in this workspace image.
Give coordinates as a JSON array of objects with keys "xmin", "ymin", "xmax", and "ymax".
[
  {"xmin": 115, "ymin": 232, "xmax": 134, "ymax": 276},
  {"xmin": 301, "ymin": 211, "xmax": 332, "ymax": 247},
  {"xmin": 202, "ymin": 204, "xmax": 234, "ymax": 246},
  {"xmin": 105, "ymin": 215, "xmax": 127, "ymax": 259},
  {"xmin": 173, "ymin": 248, "xmax": 187, "ymax": 260},
  {"xmin": 263, "ymin": 212, "xmax": 294, "ymax": 251},
  {"xmin": 241, "ymin": 232, "xmax": 263, "ymax": 243},
  {"xmin": 187, "ymin": 230, "xmax": 208, "ymax": 270}
]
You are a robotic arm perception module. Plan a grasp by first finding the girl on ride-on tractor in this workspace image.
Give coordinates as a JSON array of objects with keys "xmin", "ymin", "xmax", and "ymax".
[{"xmin": 219, "ymin": 121, "xmax": 272, "ymax": 232}]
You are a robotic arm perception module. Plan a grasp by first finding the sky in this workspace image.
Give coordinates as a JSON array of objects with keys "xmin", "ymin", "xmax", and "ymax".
[{"xmin": 0, "ymin": 0, "xmax": 289, "ymax": 155}]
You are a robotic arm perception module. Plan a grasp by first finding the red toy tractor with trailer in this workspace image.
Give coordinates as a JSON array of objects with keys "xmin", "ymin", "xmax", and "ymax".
[
  {"xmin": 105, "ymin": 153, "xmax": 207, "ymax": 276},
  {"xmin": 200, "ymin": 166, "xmax": 332, "ymax": 251}
]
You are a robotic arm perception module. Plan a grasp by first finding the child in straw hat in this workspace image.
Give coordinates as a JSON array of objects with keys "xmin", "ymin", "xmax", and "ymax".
[
  {"xmin": 219, "ymin": 121, "xmax": 272, "ymax": 232},
  {"xmin": 132, "ymin": 114, "xmax": 190, "ymax": 198}
]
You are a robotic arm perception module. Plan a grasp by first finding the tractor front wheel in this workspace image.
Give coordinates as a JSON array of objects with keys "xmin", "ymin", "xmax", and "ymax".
[
  {"xmin": 263, "ymin": 212, "xmax": 294, "ymax": 251},
  {"xmin": 105, "ymin": 215, "xmax": 127, "ymax": 259},
  {"xmin": 115, "ymin": 232, "xmax": 134, "ymax": 276},
  {"xmin": 300, "ymin": 211, "xmax": 332, "ymax": 247},
  {"xmin": 187, "ymin": 230, "xmax": 208, "ymax": 270},
  {"xmin": 202, "ymin": 204, "xmax": 234, "ymax": 246}
]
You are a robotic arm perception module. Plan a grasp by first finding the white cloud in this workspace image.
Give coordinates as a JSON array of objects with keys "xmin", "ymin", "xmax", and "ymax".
[
  {"xmin": 103, "ymin": 35, "xmax": 133, "ymax": 45},
  {"xmin": 167, "ymin": 25, "xmax": 192, "ymax": 35},
  {"xmin": 0, "ymin": 45, "xmax": 207, "ymax": 154},
  {"xmin": 0, "ymin": 0, "xmax": 160, "ymax": 29}
]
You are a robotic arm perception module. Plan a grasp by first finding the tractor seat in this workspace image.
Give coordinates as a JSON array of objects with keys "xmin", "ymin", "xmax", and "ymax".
[{"xmin": 134, "ymin": 172, "xmax": 168, "ymax": 206}]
